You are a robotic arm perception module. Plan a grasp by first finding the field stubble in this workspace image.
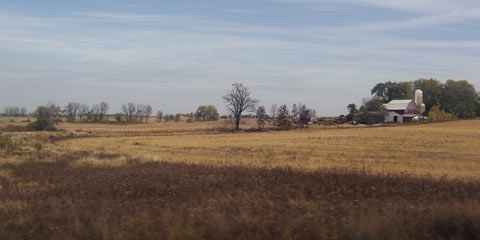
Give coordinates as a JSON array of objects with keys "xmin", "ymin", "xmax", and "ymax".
[
  {"xmin": 60, "ymin": 119, "xmax": 480, "ymax": 179},
  {"xmin": 1, "ymin": 119, "xmax": 480, "ymax": 239}
]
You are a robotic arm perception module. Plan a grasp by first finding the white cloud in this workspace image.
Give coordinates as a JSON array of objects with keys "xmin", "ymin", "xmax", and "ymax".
[{"xmin": 1, "ymin": 7, "xmax": 480, "ymax": 115}]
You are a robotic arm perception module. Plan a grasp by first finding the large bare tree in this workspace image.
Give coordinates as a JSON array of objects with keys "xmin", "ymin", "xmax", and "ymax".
[{"xmin": 222, "ymin": 83, "xmax": 258, "ymax": 131}]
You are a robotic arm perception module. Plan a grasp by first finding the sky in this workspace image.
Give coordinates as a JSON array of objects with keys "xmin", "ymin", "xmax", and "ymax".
[{"xmin": 1, "ymin": 0, "xmax": 480, "ymax": 116}]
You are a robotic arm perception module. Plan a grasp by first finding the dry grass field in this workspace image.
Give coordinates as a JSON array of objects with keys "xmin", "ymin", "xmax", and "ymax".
[
  {"xmin": 57, "ymin": 119, "xmax": 244, "ymax": 136},
  {"xmin": 1, "ymin": 119, "xmax": 480, "ymax": 239},
  {"xmin": 60, "ymin": 119, "xmax": 480, "ymax": 179}
]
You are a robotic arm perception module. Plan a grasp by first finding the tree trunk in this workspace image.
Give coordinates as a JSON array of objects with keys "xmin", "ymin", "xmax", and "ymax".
[{"xmin": 235, "ymin": 117, "xmax": 240, "ymax": 131}]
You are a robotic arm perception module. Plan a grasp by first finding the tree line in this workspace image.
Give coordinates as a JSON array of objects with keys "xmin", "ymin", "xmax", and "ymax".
[
  {"xmin": 1, "ymin": 106, "xmax": 28, "ymax": 117},
  {"xmin": 3, "ymin": 83, "xmax": 319, "ymax": 132},
  {"xmin": 222, "ymin": 83, "xmax": 317, "ymax": 131},
  {"xmin": 9, "ymin": 79, "xmax": 475, "ymax": 132},
  {"xmin": 19, "ymin": 101, "xmax": 222, "ymax": 131}
]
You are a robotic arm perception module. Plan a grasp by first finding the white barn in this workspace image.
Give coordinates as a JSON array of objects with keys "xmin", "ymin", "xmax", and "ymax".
[
  {"xmin": 384, "ymin": 89, "xmax": 426, "ymax": 123},
  {"xmin": 384, "ymin": 100, "xmax": 419, "ymax": 123}
]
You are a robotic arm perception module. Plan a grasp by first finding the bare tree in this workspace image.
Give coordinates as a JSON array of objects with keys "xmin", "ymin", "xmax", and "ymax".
[
  {"xmin": 295, "ymin": 103, "xmax": 311, "ymax": 127},
  {"xmin": 292, "ymin": 103, "xmax": 298, "ymax": 118},
  {"xmin": 20, "ymin": 107, "xmax": 27, "ymax": 117},
  {"xmin": 99, "ymin": 102, "xmax": 109, "ymax": 122},
  {"xmin": 270, "ymin": 104, "xmax": 278, "ymax": 119},
  {"xmin": 222, "ymin": 83, "xmax": 258, "ymax": 131},
  {"xmin": 145, "ymin": 105, "xmax": 153, "ymax": 123},
  {"xmin": 122, "ymin": 103, "xmax": 136, "ymax": 122},
  {"xmin": 64, "ymin": 102, "xmax": 80, "ymax": 122},
  {"xmin": 156, "ymin": 111, "xmax": 163, "ymax": 123},
  {"xmin": 78, "ymin": 104, "xmax": 89, "ymax": 122},
  {"xmin": 89, "ymin": 104, "xmax": 100, "ymax": 122},
  {"xmin": 136, "ymin": 104, "xmax": 146, "ymax": 122}
]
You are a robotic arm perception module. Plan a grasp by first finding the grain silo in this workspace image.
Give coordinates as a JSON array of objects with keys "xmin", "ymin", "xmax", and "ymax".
[{"xmin": 415, "ymin": 89, "xmax": 426, "ymax": 114}]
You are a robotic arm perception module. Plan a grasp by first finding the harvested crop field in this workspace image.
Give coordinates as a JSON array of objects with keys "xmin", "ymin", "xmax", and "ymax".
[
  {"xmin": 1, "ymin": 119, "xmax": 480, "ymax": 239},
  {"xmin": 60, "ymin": 120, "xmax": 480, "ymax": 179}
]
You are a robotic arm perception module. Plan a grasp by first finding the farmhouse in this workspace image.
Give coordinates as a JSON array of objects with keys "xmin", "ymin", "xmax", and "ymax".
[{"xmin": 384, "ymin": 90, "xmax": 426, "ymax": 123}]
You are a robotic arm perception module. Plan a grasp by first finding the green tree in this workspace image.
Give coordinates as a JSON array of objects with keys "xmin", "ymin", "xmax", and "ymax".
[
  {"xmin": 346, "ymin": 103, "xmax": 359, "ymax": 121},
  {"xmin": 362, "ymin": 97, "xmax": 386, "ymax": 112},
  {"xmin": 476, "ymin": 92, "xmax": 480, "ymax": 117},
  {"xmin": 28, "ymin": 103, "xmax": 61, "ymax": 131},
  {"xmin": 371, "ymin": 81, "xmax": 413, "ymax": 103},
  {"xmin": 195, "ymin": 105, "xmax": 219, "ymax": 121},
  {"xmin": 440, "ymin": 80, "xmax": 478, "ymax": 118},
  {"xmin": 205, "ymin": 105, "xmax": 219, "ymax": 121}
]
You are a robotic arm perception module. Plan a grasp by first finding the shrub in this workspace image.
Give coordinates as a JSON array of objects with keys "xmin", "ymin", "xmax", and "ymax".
[
  {"xmin": 26, "ymin": 120, "xmax": 51, "ymax": 131},
  {"xmin": 428, "ymin": 106, "xmax": 456, "ymax": 122},
  {"xmin": 31, "ymin": 133, "xmax": 50, "ymax": 153},
  {"xmin": 114, "ymin": 113, "xmax": 123, "ymax": 122},
  {"xmin": 44, "ymin": 125, "xmax": 57, "ymax": 132},
  {"xmin": 0, "ymin": 135, "xmax": 18, "ymax": 153}
]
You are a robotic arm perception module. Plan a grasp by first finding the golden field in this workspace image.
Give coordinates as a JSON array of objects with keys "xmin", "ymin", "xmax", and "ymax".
[
  {"xmin": 57, "ymin": 118, "xmax": 252, "ymax": 136},
  {"xmin": 59, "ymin": 119, "xmax": 480, "ymax": 179},
  {"xmin": 2, "ymin": 119, "xmax": 480, "ymax": 239}
]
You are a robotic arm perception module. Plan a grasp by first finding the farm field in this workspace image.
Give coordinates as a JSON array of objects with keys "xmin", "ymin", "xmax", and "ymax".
[
  {"xmin": 60, "ymin": 119, "xmax": 480, "ymax": 179},
  {"xmin": 1, "ymin": 119, "xmax": 480, "ymax": 239}
]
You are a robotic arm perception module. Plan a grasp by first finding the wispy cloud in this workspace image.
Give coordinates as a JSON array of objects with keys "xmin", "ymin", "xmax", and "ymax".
[
  {"xmin": 224, "ymin": 9, "xmax": 262, "ymax": 14},
  {"xmin": 278, "ymin": 0, "xmax": 480, "ymax": 13},
  {"xmin": 1, "ymin": 1, "xmax": 479, "ymax": 115}
]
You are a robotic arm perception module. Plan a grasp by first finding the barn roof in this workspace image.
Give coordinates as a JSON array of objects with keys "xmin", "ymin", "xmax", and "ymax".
[{"xmin": 384, "ymin": 100, "xmax": 415, "ymax": 110}]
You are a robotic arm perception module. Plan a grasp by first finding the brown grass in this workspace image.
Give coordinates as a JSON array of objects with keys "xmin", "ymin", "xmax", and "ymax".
[{"xmin": 59, "ymin": 119, "xmax": 480, "ymax": 179}]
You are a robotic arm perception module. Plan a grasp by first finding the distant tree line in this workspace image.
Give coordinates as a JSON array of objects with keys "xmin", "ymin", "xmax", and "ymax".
[
  {"xmin": 2, "ymin": 106, "xmax": 28, "ymax": 117},
  {"xmin": 120, "ymin": 103, "xmax": 153, "ymax": 123},
  {"xmin": 271, "ymin": 103, "xmax": 315, "ymax": 129},
  {"xmin": 64, "ymin": 102, "xmax": 110, "ymax": 123}
]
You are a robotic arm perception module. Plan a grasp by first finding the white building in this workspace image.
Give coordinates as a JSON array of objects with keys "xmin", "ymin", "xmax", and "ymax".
[{"xmin": 384, "ymin": 90, "xmax": 426, "ymax": 123}]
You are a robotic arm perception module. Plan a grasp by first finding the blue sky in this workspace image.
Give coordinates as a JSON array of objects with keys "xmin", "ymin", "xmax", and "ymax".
[{"xmin": 1, "ymin": 0, "xmax": 479, "ymax": 116}]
